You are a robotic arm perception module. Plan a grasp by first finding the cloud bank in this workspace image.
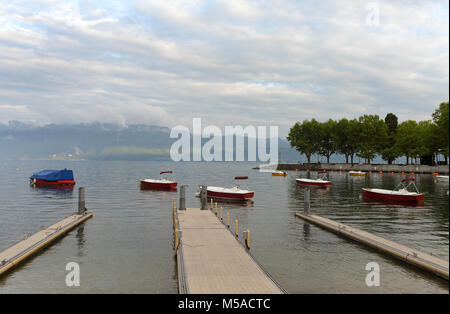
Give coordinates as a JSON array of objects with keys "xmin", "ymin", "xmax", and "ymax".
[{"xmin": 0, "ymin": 0, "xmax": 448, "ymax": 135}]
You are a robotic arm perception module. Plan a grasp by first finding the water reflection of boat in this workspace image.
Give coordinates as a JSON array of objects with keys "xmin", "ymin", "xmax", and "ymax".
[
  {"xmin": 140, "ymin": 171, "xmax": 178, "ymax": 190},
  {"xmin": 30, "ymin": 169, "xmax": 76, "ymax": 188},
  {"xmin": 296, "ymin": 171, "xmax": 331, "ymax": 187},
  {"xmin": 436, "ymin": 175, "xmax": 449, "ymax": 181},
  {"xmin": 362, "ymin": 178, "xmax": 424, "ymax": 203}
]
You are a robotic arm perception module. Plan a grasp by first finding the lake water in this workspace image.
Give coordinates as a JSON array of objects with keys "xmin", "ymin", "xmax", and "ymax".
[{"xmin": 0, "ymin": 160, "xmax": 448, "ymax": 293}]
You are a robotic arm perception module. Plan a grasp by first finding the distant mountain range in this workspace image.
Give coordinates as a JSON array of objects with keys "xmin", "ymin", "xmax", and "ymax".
[{"xmin": 0, "ymin": 121, "xmax": 305, "ymax": 162}]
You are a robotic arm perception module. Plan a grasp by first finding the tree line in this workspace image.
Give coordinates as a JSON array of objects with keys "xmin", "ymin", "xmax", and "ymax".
[{"xmin": 287, "ymin": 102, "xmax": 449, "ymax": 165}]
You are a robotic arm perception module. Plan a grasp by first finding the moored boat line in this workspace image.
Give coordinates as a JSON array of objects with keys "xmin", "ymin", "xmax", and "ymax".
[
  {"xmin": 349, "ymin": 170, "xmax": 366, "ymax": 177},
  {"xmin": 200, "ymin": 176, "xmax": 254, "ymax": 202},
  {"xmin": 30, "ymin": 169, "xmax": 76, "ymax": 188},
  {"xmin": 140, "ymin": 171, "xmax": 178, "ymax": 190},
  {"xmin": 362, "ymin": 177, "xmax": 425, "ymax": 203},
  {"xmin": 296, "ymin": 170, "xmax": 332, "ymax": 187}
]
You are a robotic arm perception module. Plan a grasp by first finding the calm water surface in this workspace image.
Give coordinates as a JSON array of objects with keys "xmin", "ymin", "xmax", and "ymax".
[{"xmin": 0, "ymin": 160, "xmax": 448, "ymax": 293}]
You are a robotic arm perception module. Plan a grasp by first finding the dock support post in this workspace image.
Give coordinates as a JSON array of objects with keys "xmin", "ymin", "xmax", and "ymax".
[
  {"xmin": 304, "ymin": 188, "xmax": 310, "ymax": 215},
  {"xmin": 215, "ymin": 202, "xmax": 218, "ymax": 215},
  {"xmin": 220, "ymin": 206, "xmax": 223, "ymax": 221},
  {"xmin": 245, "ymin": 230, "xmax": 250, "ymax": 249},
  {"xmin": 235, "ymin": 219, "xmax": 239, "ymax": 237},
  {"xmin": 200, "ymin": 185, "xmax": 207, "ymax": 210},
  {"xmin": 78, "ymin": 187, "xmax": 86, "ymax": 214},
  {"xmin": 226, "ymin": 213, "xmax": 230, "ymax": 228},
  {"xmin": 179, "ymin": 185, "xmax": 187, "ymax": 211}
]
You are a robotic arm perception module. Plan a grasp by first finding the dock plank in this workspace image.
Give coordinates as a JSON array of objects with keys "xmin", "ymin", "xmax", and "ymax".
[
  {"xmin": 177, "ymin": 208, "xmax": 283, "ymax": 294},
  {"xmin": 0, "ymin": 212, "xmax": 93, "ymax": 276},
  {"xmin": 295, "ymin": 212, "xmax": 449, "ymax": 280}
]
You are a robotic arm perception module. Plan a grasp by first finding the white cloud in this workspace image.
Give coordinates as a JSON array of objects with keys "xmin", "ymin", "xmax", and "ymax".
[{"xmin": 0, "ymin": 0, "xmax": 448, "ymax": 135}]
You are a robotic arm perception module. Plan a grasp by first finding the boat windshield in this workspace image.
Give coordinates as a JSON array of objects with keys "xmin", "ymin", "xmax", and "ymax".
[
  {"xmin": 395, "ymin": 178, "xmax": 420, "ymax": 193},
  {"xmin": 231, "ymin": 176, "xmax": 249, "ymax": 190}
]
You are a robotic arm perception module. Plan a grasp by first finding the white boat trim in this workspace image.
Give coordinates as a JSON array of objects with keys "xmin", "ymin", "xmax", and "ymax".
[
  {"xmin": 296, "ymin": 178, "xmax": 331, "ymax": 184},
  {"xmin": 207, "ymin": 186, "xmax": 254, "ymax": 195},
  {"xmin": 141, "ymin": 178, "xmax": 176, "ymax": 184},
  {"xmin": 363, "ymin": 188, "xmax": 423, "ymax": 196}
]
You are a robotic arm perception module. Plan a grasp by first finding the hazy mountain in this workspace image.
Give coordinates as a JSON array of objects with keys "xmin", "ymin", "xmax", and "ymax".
[{"xmin": 0, "ymin": 121, "xmax": 301, "ymax": 162}]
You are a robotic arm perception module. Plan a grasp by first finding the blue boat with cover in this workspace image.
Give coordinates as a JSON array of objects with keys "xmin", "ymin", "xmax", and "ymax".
[{"xmin": 30, "ymin": 169, "xmax": 76, "ymax": 188}]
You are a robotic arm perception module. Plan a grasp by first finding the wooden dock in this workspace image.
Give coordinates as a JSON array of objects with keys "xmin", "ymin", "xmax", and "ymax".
[
  {"xmin": 0, "ymin": 212, "xmax": 93, "ymax": 276},
  {"xmin": 176, "ymin": 207, "xmax": 284, "ymax": 294},
  {"xmin": 295, "ymin": 212, "xmax": 449, "ymax": 280}
]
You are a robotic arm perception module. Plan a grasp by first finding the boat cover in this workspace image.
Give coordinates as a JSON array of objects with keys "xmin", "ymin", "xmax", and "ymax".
[{"xmin": 30, "ymin": 169, "xmax": 74, "ymax": 181}]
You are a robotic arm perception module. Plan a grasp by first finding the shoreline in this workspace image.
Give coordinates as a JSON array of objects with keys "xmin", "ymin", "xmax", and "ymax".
[{"xmin": 272, "ymin": 163, "xmax": 450, "ymax": 174}]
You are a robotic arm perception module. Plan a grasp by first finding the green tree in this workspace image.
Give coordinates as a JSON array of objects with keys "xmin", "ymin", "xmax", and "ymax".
[
  {"xmin": 287, "ymin": 119, "xmax": 321, "ymax": 165},
  {"xmin": 417, "ymin": 120, "xmax": 441, "ymax": 165},
  {"xmin": 335, "ymin": 118, "xmax": 361, "ymax": 165},
  {"xmin": 318, "ymin": 119, "xmax": 338, "ymax": 164},
  {"xmin": 381, "ymin": 113, "xmax": 400, "ymax": 164},
  {"xmin": 385, "ymin": 113, "xmax": 398, "ymax": 136},
  {"xmin": 357, "ymin": 115, "xmax": 388, "ymax": 164},
  {"xmin": 432, "ymin": 102, "xmax": 449, "ymax": 163},
  {"xmin": 394, "ymin": 120, "xmax": 421, "ymax": 165}
]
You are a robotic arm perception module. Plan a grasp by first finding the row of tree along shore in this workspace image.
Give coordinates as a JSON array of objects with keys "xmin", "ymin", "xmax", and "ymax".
[
  {"xmin": 274, "ymin": 163, "xmax": 449, "ymax": 174},
  {"xmin": 287, "ymin": 102, "xmax": 449, "ymax": 166}
]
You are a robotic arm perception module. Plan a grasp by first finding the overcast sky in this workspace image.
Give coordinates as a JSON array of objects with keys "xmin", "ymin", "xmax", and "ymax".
[{"xmin": 0, "ymin": 0, "xmax": 448, "ymax": 136}]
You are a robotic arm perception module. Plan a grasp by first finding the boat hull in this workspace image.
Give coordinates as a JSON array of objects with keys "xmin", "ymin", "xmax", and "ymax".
[
  {"xmin": 362, "ymin": 188, "xmax": 424, "ymax": 203},
  {"xmin": 349, "ymin": 172, "xmax": 366, "ymax": 177},
  {"xmin": 31, "ymin": 179, "xmax": 75, "ymax": 188},
  {"xmin": 140, "ymin": 180, "xmax": 178, "ymax": 190},
  {"xmin": 206, "ymin": 190, "xmax": 254, "ymax": 201},
  {"xmin": 296, "ymin": 179, "xmax": 331, "ymax": 187},
  {"xmin": 272, "ymin": 172, "xmax": 287, "ymax": 177}
]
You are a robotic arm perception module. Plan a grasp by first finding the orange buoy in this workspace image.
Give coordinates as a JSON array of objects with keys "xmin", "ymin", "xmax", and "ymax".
[
  {"xmin": 379, "ymin": 171, "xmax": 383, "ymax": 174},
  {"xmin": 391, "ymin": 171, "xmax": 395, "ymax": 175},
  {"xmin": 369, "ymin": 171, "xmax": 372, "ymax": 174},
  {"xmin": 411, "ymin": 172, "xmax": 415, "ymax": 176},
  {"xmin": 433, "ymin": 172, "xmax": 439, "ymax": 176},
  {"xmin": 401, "ymin": 171, "xmax": 405, "ymax": 175}
]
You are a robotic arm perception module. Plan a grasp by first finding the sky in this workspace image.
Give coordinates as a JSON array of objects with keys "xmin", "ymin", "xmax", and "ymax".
[{"xmin": 0, "ymin": 0, "xmax": 448, "ymax": 136}]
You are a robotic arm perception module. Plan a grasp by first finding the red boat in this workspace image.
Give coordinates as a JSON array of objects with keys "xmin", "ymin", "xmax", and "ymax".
[
  {"xmin": 362, "ymin": 178, "xmax": 424, "ymax": 203},
  {"xmin": 140, "ymin": 171, "xmax": 178, "ymax": 190},
  {"xmin": 296, "ymin": 171, "xmax": 331, "ymax": 187},
  {"xmin": 30, "ymin": 169, "xmax": 76, "ymax": 188},
  {"xmin": 204, "ymin": 176, "xmax": 254, "ymax": 201}
]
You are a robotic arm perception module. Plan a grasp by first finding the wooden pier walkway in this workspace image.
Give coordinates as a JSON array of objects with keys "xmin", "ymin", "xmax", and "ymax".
[
  {"xmin": 176, "ymin": 207, "xmax": 284, "ymax": 294},
  {"xmin": 295, "ymin": 212, "xmax": 449, "ymax": 280},
  {"xmin": 0, "ymin": 212, "xmax": 93, "ymax": 276}
]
